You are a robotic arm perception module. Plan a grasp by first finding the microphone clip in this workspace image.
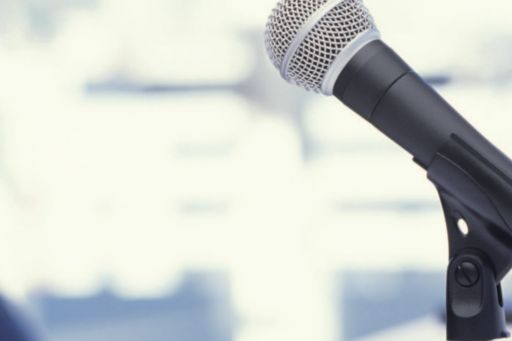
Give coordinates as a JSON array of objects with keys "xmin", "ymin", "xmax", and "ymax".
[{"xmin": 427, "ymin": 135, "xmax": 512, "ymax": 340}]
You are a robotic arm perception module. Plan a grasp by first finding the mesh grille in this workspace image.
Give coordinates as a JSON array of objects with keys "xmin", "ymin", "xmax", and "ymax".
[
  {"xmin": 265, "ymin": 0, "xmax": 377, "ymax": 93},
  {"xmin": 265, "ymin": 0, "xmax": 330, "ymax": 70}
]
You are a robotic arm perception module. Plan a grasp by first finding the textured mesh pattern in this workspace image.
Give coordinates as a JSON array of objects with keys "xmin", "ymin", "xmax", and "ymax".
[
  {"xmin": 265, "ymin": 0, "xmax": 377, "ymax": 93},
  {"xmin": 288, "ymin": 0, "xmax": 376, "ymax": 91},
  {"xmin": 265, "ymin": 0, "xmax": 330, "ymax": 70}
]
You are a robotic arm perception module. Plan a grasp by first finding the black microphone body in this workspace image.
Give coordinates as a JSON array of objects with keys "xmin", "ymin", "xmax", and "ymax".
[
  {"xmin": 333, "ymin": 40, "xmax": 512, "ymax": 249},
  {"xmin": 333, "ymin": 40, "xmax": 509, "ymax": 172}
]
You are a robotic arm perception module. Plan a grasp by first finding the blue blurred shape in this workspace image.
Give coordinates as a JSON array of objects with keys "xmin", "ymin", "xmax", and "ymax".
[
  {"xmin": 424, "ymin": 75, "xmax": 453, "ymax": 87},
  {"xmin": 339, "ymin": 271, "xmax": 445, "ymax": 340},
  {"xmin": 35, "ymin": 273, "xmax": 232, "ymax": 341},
  {"xmin": 0, "ymin": 296, "xmax": 38, "ymax": 341},
  {"xmin": 335, "ymin": 200, "xmax": 439, "ymax": 214},
  {"xmin": 85, "ymin": 80, "xmax": 235, "ymax": 95}
]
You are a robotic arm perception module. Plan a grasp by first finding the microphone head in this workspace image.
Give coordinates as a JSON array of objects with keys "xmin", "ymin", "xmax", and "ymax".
[{"xmin": 265, "ymin": 0, "xmax": 380, "ymax": 95}]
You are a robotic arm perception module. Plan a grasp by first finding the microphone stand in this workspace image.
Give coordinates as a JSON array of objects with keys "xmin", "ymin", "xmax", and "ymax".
[{"xmin": 426, "ymin": 135, "xmax": 512, "ymax": 340}]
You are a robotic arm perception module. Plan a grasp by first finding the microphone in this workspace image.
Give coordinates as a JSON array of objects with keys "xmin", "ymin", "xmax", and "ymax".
[
  {"xmin": 265, "ymin": 0, "xmax": 509, "ymax": 170},
  {"xmin": 264, "ymin": 0, "xmax": 512, "ymax": 234},
  {"xmin": 265, "ymin": 1, "xmax": 512, "ymax": 340}
]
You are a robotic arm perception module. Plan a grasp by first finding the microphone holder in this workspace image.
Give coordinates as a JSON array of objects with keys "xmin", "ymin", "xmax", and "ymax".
[{"xmin": 426, "ymin": 135, "xmax": 512, "ymax": 340}]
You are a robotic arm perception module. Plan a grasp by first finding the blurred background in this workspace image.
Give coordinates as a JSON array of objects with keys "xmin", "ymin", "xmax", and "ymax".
[{"xmin": 0, "ymin": 0, "xmax": 510, "ymax": 340}]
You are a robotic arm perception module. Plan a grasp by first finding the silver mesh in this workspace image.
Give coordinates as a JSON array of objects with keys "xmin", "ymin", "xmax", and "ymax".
[
  {"xmin": 265, "ymin": 0, "xmax": 331, "ymax": 70},
  {"xmin": 265, "ymin": 0, "xmax": 377, "ymax": 93}
]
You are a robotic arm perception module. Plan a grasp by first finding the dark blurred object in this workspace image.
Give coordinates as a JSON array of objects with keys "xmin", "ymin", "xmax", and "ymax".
[
  {"xmin": 0, "ymin": 296, "xmax": 39, "ymax": 341},
  {"xmin": 34, "ymin": 273, "xmax": 233, "ymax": 341}
]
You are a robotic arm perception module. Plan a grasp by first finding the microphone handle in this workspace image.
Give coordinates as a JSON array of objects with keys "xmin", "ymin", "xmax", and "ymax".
[
  {"xmin": 332, "ymin": 40, "xmax": 512, "ymax": 176},
  {"xmin": 332, "ymin": 40, "xmax": 512, "ymax": 236}
]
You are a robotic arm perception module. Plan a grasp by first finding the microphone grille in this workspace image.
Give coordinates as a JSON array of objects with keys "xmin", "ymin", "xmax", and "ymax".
[
  {"xmin": 265, "ymin": 0, "xmax": 332, "ymax": 70},
  {"xmin": 265, "ymin": 0, "xmax": 378, "ymax": 94}
]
